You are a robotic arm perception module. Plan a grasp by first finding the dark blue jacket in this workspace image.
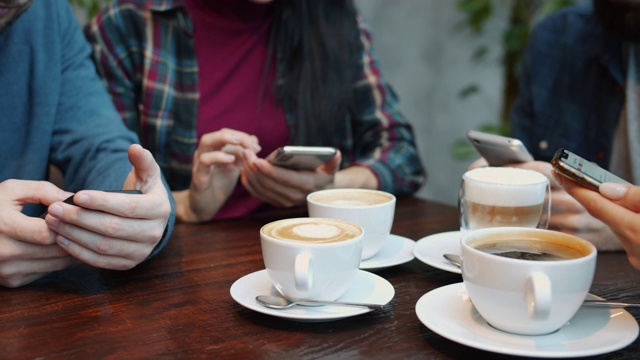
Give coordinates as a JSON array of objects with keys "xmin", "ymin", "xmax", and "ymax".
[
  {"xmin": 0, "ymin": 0, "xmax": 175, "ymax": 257},
  {"xmin": 511, "ymin": 2, "xmax": 625, "ymax": 168}
]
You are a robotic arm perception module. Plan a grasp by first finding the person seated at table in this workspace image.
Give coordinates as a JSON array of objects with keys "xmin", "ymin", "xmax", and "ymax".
[
  {"xmin": 472, "ymin": 0, "xmax": 640, "ymax": 251},
  {"xmin": 553, "ymin": 175, "xmax": 640, "ymax": 269},
  {"xmin": 84, "ymin": 0, "xmax": 426, "ymax": 223},
  {"xmin": 0, "ymin": 0, "xmax": 176, "ymax": 288}
]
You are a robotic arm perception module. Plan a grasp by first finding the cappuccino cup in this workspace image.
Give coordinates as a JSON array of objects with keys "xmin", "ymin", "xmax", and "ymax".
[
  {"xmin": 460, "ymin": 167, "xmax": 550, "ymax": 231},
  {"xmin": 461, "ymin": 227, "xmax": 597, "ymax": 335},
  {"xmin": 260, "ymin": 217, "xmax": 364, "ymax": 301},
  {"xmin": 307, "ymin": 189, "xmax": 395, "ymax": 259}
]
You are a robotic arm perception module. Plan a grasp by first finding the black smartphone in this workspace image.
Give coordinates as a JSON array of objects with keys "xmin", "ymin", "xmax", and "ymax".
[
  {"xmin": 467, "ymin": 130, "xmax": 533, "ymax": 166},
  {"xmin": 551, "ymin": 148, "xmax": 630, "ymax": 190},
  {"xmin": 268, "ymin": 146, "xmax": 337, "ymax": 170},
  {"xmin": 40, "ymin": 189, "xmax": 142, "ymax": 218}
]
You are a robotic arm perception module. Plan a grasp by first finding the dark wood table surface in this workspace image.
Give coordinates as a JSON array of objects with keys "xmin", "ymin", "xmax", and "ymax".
[{"xmin": 2, "ymin": 197, "xmax": 639, "ymax": 359}]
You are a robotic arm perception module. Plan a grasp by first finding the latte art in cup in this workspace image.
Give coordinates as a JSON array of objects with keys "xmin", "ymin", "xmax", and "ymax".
[
  {"xmin": 461, "ymin": 167, "xmax": 549, "ymax": 230},
  {"xmin": 261, "ymin": 218, "xmax": 362, "ymax": 243},
  {"xmin": 260, "ymin": 217, "xmax": 364, "ymax": 301}
]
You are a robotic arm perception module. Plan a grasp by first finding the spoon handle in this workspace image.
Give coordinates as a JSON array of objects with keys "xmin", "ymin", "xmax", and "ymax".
[
  {"xmin": 296, "ymin": 300, "xmax": 386, "ymax": 310},
  {"xmin": 582, "ymin": 300, "xmax": 640, "ymax": 308}
]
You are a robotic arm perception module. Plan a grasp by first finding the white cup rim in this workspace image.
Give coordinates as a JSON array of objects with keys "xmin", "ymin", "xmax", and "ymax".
[
  {"xmin": 462, "ymin": 227, "xmax": 597, "ymax": 264},
  {"xmin": 306, "ymin": 188, "xmax": 396, "ymax": 209},
  {"xmin": 463, "ymin": 167, "xmax": 549, "ymax": 187}
]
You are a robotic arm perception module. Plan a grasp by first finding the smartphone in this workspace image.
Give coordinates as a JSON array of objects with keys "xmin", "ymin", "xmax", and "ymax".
[
  {"xmin": 268, "ymin": 146, "xmax": 337, "ymax": 171},
  {"xmin": 40, "ymin": 189, "xmax": 142, "ymax": 218},
  {"xmin": 467, "ymin": 130, "xmax": 533, "ymax": 166},
  {"xmin": 551, "ymin": 148, "xmax": 630, "ymax": 190}
]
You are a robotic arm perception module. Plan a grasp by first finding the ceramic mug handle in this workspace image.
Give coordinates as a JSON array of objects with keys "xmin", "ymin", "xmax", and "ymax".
[
  {"xmin": 526, "ymin": 271, "xmax": 552, "ymax": 318},
  {"xmin": 294, "ymin": 253, "xmax": 313, "ymax": 291}
]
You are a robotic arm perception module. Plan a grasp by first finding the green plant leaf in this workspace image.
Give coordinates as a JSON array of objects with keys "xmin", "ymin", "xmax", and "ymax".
[{"xmin": 458, "ymin": 84, "xmax": 480, "ymax": 99}]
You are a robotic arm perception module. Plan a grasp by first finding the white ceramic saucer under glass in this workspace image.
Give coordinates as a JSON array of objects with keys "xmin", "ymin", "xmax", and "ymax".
[
  {"xmin": 360, "ymin": 234, "xmax": 415, "ymax": 270},
  {"xmin": 413, "ymin": 231, "xmax": 462, "ymax": 274},
  {"xmin": 230, "ymin": 269, "xmax": 394, "ymax": 322},
  {"xmin": 416, "ymin": 283, "xmax": 639, "ymax": 358}
]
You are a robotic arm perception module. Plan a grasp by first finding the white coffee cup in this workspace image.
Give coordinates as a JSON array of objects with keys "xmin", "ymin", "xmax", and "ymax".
[
  {"xmin": 460, "ymin": 167, "xmax": 550, "ymax": 231},
  {"xmin": 307, "ymin": 188, "xmax": 396, "ymax": 260},
  {"xmin": 260, "ymin": 217, "xmax": 364, "ymax": 301},
  {"xmin": 461, "ymin": 227, "xmax": 597, "ymax": 335}
]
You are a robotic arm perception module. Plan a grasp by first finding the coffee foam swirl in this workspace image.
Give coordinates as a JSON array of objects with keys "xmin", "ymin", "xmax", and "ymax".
[
  {"xmin": 263, "ymin": 218, "xmax": 362, "ymax": 243},
  {"xmin": 464, "ymin": 167, "xmax": 548, "ymax": 207}
]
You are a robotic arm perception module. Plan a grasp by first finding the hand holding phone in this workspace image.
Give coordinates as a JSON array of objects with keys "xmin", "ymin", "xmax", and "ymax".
[
  {"xmin": 551, "ymin": 148, "xmax": 630, "ymax": 190},
  {"xmin": 40, "ymin": 189, "xmax": 142, "ymax": 218},
  {"xmin": 268, "ymin": 146, "xmax": 337, "ymax": 171},
  {"xmin": 467, "ymin": 130, "xmax": 533, "ymax": 166}
]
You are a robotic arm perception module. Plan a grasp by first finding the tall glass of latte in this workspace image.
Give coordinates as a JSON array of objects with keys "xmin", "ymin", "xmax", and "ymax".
[{"xmin": 459, "ymin": 167, "xmax": 550, "ymax": 231}]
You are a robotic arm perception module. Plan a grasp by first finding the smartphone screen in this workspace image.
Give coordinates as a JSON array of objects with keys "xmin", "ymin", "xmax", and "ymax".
[{"xmin": 551, "ymin": 148, "xmax": 630, "ymax": 189}]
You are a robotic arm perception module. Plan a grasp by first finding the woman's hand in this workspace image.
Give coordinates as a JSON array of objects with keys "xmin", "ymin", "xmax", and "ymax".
[
  {"xmin": 239, "ymin": 149, "xmax": 342, "ymax": 208},
  {"xmin": 175, "ymin": 128, "xmax": 261, "ymax": 222},
  {"xmin": 555, "ymin": 173, "xmax": 640, "ymax": 269}
]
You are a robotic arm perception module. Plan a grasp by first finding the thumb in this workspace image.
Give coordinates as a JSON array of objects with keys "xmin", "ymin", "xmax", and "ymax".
[
  {"xmin": 320, "ymin": 150, "xmax": 342, "ymax": 174},
  {"xmin": 124, "ymin": 144, "xmax": 161, "ymax": 191}
]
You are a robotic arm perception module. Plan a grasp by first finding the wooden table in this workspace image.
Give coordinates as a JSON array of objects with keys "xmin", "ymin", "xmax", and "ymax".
[{"xmin": 2, "ymin": 197, "xmax": 639, "ymax": 359}]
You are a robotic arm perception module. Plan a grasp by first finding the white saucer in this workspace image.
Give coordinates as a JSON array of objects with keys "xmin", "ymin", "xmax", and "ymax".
[
  {"xmin": 230, "ymin": 269, "xmax": 394, "ymax": 322},
  {"xmin": 416, "ymin": 283, "xmax": 639, "ymax": 358},
  {"xmin": 413, "ymin": 231, "xmax": 462, "ymax": 274},
  {"xmin": 360, "ymin": 234, "xmax": 415, "ymax": 270}
]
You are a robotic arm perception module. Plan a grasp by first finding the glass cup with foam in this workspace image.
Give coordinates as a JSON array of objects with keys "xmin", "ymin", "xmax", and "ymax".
[{"xmin": 459, "ymin": 167, "xmax": 550, "ymax": 232}]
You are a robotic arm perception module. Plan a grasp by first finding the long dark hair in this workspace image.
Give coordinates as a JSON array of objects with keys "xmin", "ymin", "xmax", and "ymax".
[{"xmin": 267, "ymin": 0, "xmax": 363, "ymax": 146}]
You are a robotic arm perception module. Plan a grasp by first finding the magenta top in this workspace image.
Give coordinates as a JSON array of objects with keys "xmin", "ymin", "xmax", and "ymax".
[{"xmin": 185, "ymin": 0, "xmax": 290, "ymax": 219}]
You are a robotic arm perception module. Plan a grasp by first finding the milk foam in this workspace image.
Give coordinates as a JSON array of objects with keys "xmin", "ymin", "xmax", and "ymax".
[
  {"xmin": 464, "ymin": 167, "xmax": 548, "ymax": 206},
  {"xmin": 309, "ymin": 190, "xmax": 393, "ymax": 207},
  {"xmin": 263, "ymin": 218, "xmax": 362, "ymax": 243},
  {"xmin": 292, "ymin": 224, "xmax": 340, "ymax": 239}
]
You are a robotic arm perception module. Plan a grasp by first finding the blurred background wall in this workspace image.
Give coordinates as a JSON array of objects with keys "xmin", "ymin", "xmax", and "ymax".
[{"xmin": 354, "ymin": 0, "xmax": 508, "ymax": 206}]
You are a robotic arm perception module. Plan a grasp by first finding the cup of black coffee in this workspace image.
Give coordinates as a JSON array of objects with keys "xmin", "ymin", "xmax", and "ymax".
[{"xmin": 461, "ymin": 227, "xmax": 597, "ymax": 335}]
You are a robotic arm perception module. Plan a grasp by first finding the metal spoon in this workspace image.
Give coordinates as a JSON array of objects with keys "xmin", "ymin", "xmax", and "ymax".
[
  {"xmin": 443, "ymin": 253, "xmax": 461, "ymax": 268},
  {"xmin": 255, "ymin": 295, "xmax": 386, "ymax": 310}
]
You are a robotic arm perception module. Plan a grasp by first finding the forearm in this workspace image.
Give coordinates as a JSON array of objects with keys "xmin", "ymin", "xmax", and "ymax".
[
  {"xmin": 174, "ymin": 189, "xmax": 200, "ymax": 223},
  {"xmin": 333, "ymin": 166, "xmax": 378, "ymax": 190}
]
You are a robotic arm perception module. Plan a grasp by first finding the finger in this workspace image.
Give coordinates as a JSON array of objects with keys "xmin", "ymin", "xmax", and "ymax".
[
  {"xmin": 467, "ymin": 157, "xmax": 489, "ymax": 170},
  {"xmin": 600, "ymin": 183, "xmax": 640, "ymax": 212},
  {"xmin": 240, "ymin": 166, "xmax": 295, "ymax": 207},
  {"xmin": 1, "ymin": 215, "xmax": 58, "ymax": 245},
  {"xmin": 125, "ymin": 144, "xmax": 164, "ymax": 192},
  {"xmin": 560, "ymin": 176, "xmax": 636, "ymax": 231},
  {"xmin": 319, "ymin": 150, "xmax": 342, "ymax": 174},
  {"xmin": 58, "ymin": 190, "xmax": 167, "ymax": 223},
  {"xmin": 197, "ymin": 151, "xmax": 236, "ymax": 168},
  {"xmin": 0, "ymin": 179, "xmax": 70, "ymax": 206},
  {"xmin": 56, "ymin": 235, "xmax": 144, "ymax": 270},
  {"xmin": 199, "ymin": 128, "xmax": 261, "ymax": 153},
  {"xmin": 549, "ymin": 189, "xmax": 585, "ymax": 214},
  {"xmin": 548, "ymin": 211, "xmax": 604, "ymax": 233},
  {"xmin": 0, "ymin": 238, "xmax": 69, "ymax": 260},
  {"xmin": 0, "ymin": 257, "xmax": 74, "ymax": 288},
  {"xmin": 46, "ymin": 203, "xmax": 164, "ymax": 244}
]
